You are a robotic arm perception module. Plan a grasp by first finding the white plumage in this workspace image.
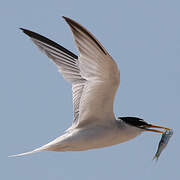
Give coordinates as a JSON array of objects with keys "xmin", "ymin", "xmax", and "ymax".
[{"xmin": 9, "ymin": 17, "xmax": 169, "ymax": 157}]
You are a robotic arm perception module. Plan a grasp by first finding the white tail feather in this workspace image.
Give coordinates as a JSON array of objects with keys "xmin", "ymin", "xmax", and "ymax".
[
  {"xmin": 8, "ymin": 138, "xmax": 63, "ymax": 157},
  {"xmin": 8, "ymin": 146, "xmax": 48, "ymax": 157}
]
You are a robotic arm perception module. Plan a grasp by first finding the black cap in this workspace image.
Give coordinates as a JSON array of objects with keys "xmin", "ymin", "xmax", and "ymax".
[{"xmin": 118, "ymin": 117, "xmax": 150, "ymax": 128}]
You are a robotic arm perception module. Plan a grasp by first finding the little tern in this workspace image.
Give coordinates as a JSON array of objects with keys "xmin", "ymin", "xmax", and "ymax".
[{"xmin": 10, "ymin": 16, "xmax": 170, "ymax": 157}]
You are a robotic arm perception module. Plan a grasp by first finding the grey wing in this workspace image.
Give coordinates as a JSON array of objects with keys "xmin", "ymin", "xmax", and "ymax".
[
  {"xmin": 20, "ymin": 29, "xmax": 86, "ymax": 124},
  {"xmin": 63, "ymin": 17, "xmax": 120, "ymax": 127}
]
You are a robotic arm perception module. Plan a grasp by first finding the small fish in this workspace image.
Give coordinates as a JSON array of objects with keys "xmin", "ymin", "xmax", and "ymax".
[{"xmin": 153, "ymin": 129, "xmax": 173, "ymax": 161}]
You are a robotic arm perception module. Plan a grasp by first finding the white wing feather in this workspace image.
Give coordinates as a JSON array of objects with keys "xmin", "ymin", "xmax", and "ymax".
[
  {"xmin": 63, "ymin": 17, "xmax": 120, "ymax": 127},
  {"xmin": 20, "ymin": 28, "xmax": 86, "ymax": 125},
  {"xmin": 10, "ymin": 17, "xmax": 120, "ymax": 157},
  {"xmin": 21, "ymin": 17, "xmax": 120, "ymax": 128}
]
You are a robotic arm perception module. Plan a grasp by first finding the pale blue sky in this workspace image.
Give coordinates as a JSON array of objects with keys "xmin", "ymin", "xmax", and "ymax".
[{"xmin": 1, "ymin": 0, "xmax": 180, "ymax": 179}]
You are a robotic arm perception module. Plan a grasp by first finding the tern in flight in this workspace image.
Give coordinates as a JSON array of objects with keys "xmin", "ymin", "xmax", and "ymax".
[{"xmin": 10, "ymin": 17, "xmax": 170, "ymax": 157}]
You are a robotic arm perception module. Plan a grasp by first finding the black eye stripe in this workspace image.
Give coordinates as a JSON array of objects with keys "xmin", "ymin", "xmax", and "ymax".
[{"xmin": 118, "ymin": 117, "xmax": 149, "ymax": 127}]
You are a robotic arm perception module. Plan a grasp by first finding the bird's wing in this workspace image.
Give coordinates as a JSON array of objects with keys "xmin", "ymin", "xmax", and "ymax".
[
  {"xmin": 20, "ymin": 28, "xmax": 86, "ymax": 124},
  {"xmin": 63, "ymin": 17, "xmax": 120, "ymax": 127}
]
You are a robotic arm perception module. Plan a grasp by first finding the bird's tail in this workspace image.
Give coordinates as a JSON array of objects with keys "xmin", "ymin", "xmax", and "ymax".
[
  {"xmin": 8, "ymin": 145, "xmax": 48, "ymax": 157},
  {"xmin": 8, "ymin": 136, "xmax": 66, "ymax": 157},
  {"xmin": 8, "ymin": 138, "xmax": 61, "ymax": 157}
]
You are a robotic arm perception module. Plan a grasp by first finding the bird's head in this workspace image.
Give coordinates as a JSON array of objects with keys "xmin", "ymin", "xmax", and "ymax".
[{"xmin": 118, "ymin": 117, "xmax": 170, "ymax": 133}]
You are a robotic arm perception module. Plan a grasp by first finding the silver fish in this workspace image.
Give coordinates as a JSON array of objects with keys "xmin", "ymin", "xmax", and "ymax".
[{"xmin": 153, "ymin": 129, "xmax": 173, "ymax": 161}]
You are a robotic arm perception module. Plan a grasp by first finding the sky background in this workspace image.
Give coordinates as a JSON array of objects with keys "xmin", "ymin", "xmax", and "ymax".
[{"xmin": 1, "ymin": 0, "xmax": 180, "ymax": 179}]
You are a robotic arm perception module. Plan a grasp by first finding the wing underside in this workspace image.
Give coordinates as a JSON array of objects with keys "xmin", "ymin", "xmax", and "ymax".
[
  {"xmin": 20, "ymin": 28, "xmax": 86, "ymax": 124},
  {"xmin": 21, "ymin": 17, "xmax": 120, "ymax": 127},
  {"xmin": 63, "ymin": 17, "xmax": 120, "ymax": 126}
]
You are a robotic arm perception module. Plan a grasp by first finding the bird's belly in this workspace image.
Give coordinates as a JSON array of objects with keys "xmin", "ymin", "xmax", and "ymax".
[{"xmin": 46, "ymin": 125, "xmax": 141, "ymax": 152}]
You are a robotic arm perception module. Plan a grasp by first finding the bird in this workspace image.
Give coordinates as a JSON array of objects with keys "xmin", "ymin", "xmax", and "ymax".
[{"xmin": 9, "ymin": 16, "xmax": 170, "ymax": 157}]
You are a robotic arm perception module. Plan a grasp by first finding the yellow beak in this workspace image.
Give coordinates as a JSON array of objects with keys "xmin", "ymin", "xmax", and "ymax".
[{"xmin": 144, "ymin": 124, "xmax": 170, "ymax": 133}]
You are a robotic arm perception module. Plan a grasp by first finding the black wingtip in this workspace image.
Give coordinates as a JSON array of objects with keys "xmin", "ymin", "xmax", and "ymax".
[
  {"xmin": 62, "ymin": 16, "xmax": 107, "ymax": 55},
  {"xmin": 19, "ymin": 28, "xmax": 34, "ymax": 38},
  {"xmin": 62, "ymin": 16, "xmax": 81, "ymax": 30},
  {"xmin": 62, "ymin": 16, "xmax": 74, "ymax": 26},
  {"xmin": 19, "ymin": 27, "xmax": 78, "ymax": 59},
  {"xmin": 19, "ymin": 28, "xmax": 26, "ymax": 32},
  {"xmin": 62, "ymin": 16, "xmax": 69, "ymax": 21},
  {"xmin": 20, "ymin": 28, "xmax": 26, "ymax": 34}
]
